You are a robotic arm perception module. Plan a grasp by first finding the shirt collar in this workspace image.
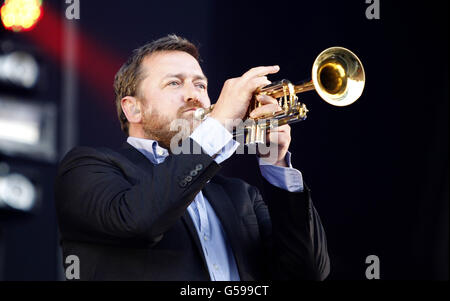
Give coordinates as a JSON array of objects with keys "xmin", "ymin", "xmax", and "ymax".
[{"xmin": 126, "ymin": 136, "xmax": 169, "ymax": 165}]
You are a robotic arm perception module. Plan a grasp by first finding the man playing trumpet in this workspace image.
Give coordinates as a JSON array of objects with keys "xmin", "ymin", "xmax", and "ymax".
[{"xmin": 55, "ymin": 35, "xmax": 330, "ymax": 280}]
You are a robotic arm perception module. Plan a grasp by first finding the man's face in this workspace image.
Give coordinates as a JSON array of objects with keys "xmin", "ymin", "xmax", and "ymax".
[{"xmin": 137, "ymin": 50, "xmax": 210, "ymax": 148}]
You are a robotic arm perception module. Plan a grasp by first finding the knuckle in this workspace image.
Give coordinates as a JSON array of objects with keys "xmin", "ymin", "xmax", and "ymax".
[
  {"xmin": 242, "ymin": 68, "xmax": 254, "ymax": 77},
  {"xmin": 224, "ymin": 78, "xmax": 235, "ymax": 86}
]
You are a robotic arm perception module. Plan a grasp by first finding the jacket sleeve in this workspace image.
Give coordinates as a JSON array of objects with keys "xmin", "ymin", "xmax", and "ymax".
[
  {"xmin": 254, "ymin": 177, "xmax": 330, "ymax": 280},
  {"xmin": 55, "ymin": 138, "xmax": 221, "ymax": 245}
]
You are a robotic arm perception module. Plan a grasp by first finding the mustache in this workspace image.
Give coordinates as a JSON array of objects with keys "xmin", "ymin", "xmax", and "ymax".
[{"xmin": 178, "ymin": 100, "xmax": 206, "ymax": 114}]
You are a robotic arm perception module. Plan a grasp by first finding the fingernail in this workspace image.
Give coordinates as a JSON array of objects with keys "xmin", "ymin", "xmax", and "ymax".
[{"xmin": 273, "ymin": 65, "xmax": 280, "ymax": 70}]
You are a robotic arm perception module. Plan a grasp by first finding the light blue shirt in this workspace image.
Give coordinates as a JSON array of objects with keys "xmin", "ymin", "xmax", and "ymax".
[{"xmin": 127, "ymin": 117, "xmax": 304, "ymax": 281}]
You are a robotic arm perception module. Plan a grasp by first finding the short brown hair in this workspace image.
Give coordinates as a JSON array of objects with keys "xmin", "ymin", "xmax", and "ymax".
[{"xmin": 114, "ymin": 34, "xmax": 200, "ymax": 134}]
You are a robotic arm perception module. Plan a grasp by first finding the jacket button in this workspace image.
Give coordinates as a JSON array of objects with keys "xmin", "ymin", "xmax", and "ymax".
[
  {"xmin": 195, "ymin": 164, "xmax": 203, "ymax": 171},
  {"xmin": 185, "ymin": 176, "xmax": 193, "ymax": 182},
  {"xmin": 180, "ymin": 180, "xmax": 187, "ymax": 187},
  {"xmin": 190, "ymin": 170, "xmax": 198, "ymax": 177}
]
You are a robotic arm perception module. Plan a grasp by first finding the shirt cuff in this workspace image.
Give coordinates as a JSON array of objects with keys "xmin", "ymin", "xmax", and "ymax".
[
  {"xmin": 190, "ymin": 117, "xmax": 240, "ymax": 164},
  {"xmin": 258, "ymin": 151, "xmax": 304, "ymax": 192}
]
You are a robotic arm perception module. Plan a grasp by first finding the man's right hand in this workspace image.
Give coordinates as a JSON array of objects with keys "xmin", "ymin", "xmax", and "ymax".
[{"xmin": 210, "ymin": 65, "xmax": 280, "ymax": 130}]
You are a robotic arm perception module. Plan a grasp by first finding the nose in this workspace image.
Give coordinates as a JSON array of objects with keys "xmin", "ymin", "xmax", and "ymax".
[{"xmin": 183, "ymin": 83, "xmax": 200, "ymax": 103}]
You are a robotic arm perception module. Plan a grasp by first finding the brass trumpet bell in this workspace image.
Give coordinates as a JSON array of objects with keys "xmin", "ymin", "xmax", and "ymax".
[{"xmin": 311, "ymin": 47, "xmax": 365, "ymax": 107}]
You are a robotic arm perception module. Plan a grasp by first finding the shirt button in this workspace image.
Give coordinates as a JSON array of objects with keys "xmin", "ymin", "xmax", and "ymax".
[
  {"xmin": 203, "ymin": 234, "xmax": 208, "ymax": 241},
  {"xmin": 213, "ymin": 264, "xmax": 219, "ymax": 271},
  {"xmin": 157, "ymin": 149, "xmax": 164, "ymax": 156}
]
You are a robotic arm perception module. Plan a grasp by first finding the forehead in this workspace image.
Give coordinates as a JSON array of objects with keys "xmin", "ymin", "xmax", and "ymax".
[{"xmin": 141, "ymin": 50, "xmax": 204, "ymax": 79}]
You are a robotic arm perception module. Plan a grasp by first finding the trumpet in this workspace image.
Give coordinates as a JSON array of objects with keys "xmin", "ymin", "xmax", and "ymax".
[{"xmin": 194, "ymin": 47, "xmax": 365, "ymax": 145}]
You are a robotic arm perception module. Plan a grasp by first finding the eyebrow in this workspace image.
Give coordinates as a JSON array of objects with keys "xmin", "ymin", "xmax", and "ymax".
[{"xmin": 163, "ymin": 73, "xmax": 208, "ymax": 83}]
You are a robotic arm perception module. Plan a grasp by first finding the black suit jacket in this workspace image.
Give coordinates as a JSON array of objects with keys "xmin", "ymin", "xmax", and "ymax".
[{"xmin": 55, "ymin": 139, "xmax": 330, "ymax": 280}]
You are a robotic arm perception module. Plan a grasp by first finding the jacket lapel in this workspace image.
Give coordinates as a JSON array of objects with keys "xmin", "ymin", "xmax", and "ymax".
[
  {"xmin": 180, "ymin": 212, "xmax": 211, "ymax": 279},
  {"xmin": 117, "ymin": 142, "xmax": 156, "ymax": 170},
  {"xmin": 202, "ymin": 181, "xmax": 254, "ymax": 280}
]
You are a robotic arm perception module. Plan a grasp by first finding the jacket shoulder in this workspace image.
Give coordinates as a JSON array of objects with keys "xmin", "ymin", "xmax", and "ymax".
[{"xmin": 57, "ymin": 146, "xmax": 124, "ymax": 176}]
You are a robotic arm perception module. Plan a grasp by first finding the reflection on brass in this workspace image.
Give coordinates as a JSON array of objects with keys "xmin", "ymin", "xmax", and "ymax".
[{"xmin": 194, "ymin": 47, "xmax": 365, "ymax": 145}]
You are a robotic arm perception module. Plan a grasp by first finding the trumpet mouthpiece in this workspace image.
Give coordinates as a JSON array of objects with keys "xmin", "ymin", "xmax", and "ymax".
[{"xmin": 194, "ymin": 107, "xmax": 207, "ymax": 121}]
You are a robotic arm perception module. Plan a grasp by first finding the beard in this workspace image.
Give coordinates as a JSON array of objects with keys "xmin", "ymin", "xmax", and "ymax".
[{"xmin": 142, "ymin": 100, "xmax": 204, "ymax": 150}]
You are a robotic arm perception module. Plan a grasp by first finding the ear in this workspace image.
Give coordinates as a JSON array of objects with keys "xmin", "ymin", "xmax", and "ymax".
[{"xmin": 121, "ymin": 96, "xmax": 145, "ymax": 124}]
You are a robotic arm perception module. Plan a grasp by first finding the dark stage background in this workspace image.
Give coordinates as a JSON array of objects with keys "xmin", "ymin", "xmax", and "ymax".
[{"xmin": 0, "ymin": 0, "xmax": 448, "ymax": 280}]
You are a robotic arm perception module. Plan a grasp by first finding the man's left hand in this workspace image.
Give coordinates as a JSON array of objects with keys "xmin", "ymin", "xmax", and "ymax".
[{"xmin": 249, "ymin": 94, "xmax": 291, "ymax": 167}]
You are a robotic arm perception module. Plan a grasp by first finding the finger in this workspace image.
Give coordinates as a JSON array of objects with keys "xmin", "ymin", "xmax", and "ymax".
[
  {"xmin": 268, "ymin": 125, "xmax": 291, "ymax": 134},
  {"xmin": 247, "ymin": 76, "xmax": 272, "ymax": 92},
  {"xmin": 256, "ymin": 94, "xmax": 278, "ymax": 105},
  {"xmin": 242, "ymin": 65, "xmax": 280, "ymax": 79},
  {"xmin": 267, "ymin": 130, "xmax": 291, "ymax": 144},
  {"xmin": 271, "ymin": 124, "xmax": 290, "ymax": 131},
  {"xmin": 249, "ymin": 103, "xmax": 281, "ymax": 119},
  {"xmin": 268, "ymin": 125, "xmax": 291, "ymax": 138}
]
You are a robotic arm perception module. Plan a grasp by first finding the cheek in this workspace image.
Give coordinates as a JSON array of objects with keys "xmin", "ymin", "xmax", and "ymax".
[
  {"xmin": 151, "ymin": 97, "xmax": 181, "ymax": 119},
  {"xmin": 159, "ymin": 90, "xmax": 185, "ymax": 107},
  {"xmin": 143, "ymin": 90, "xmax": 169, "ymax": 111}
]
